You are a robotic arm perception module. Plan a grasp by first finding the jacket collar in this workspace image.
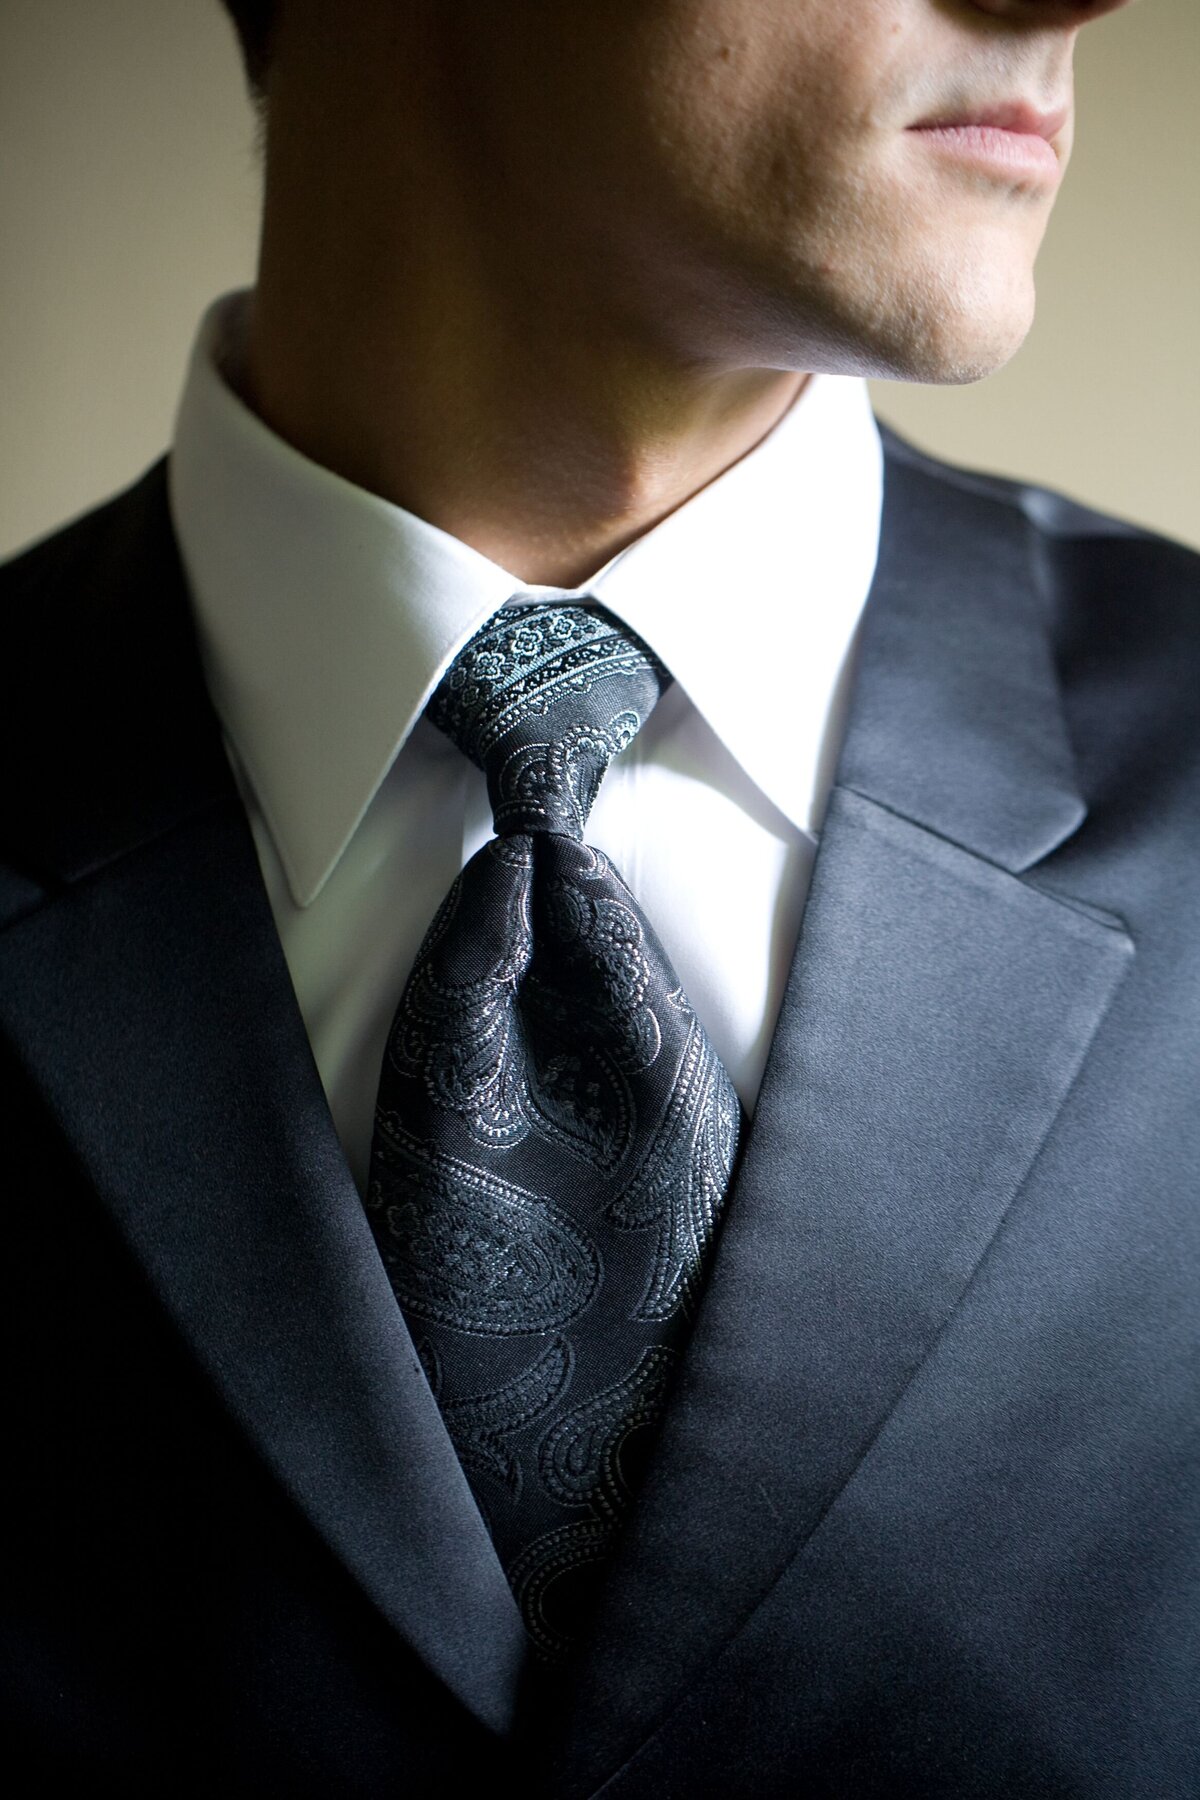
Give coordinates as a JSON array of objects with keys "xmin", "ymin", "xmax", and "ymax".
[{"xmin": 838, "ymin": 427, "xmax": 1085, "ymax": 872}]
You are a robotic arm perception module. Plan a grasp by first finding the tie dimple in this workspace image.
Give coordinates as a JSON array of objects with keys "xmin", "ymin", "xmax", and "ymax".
[
  {"xmin": 426, "ymin": 605, "xmax": 668, "ymax": 838},
  {"xmin": 366, "ymin": 601, "xmax": 742, "ymax": 1664}
]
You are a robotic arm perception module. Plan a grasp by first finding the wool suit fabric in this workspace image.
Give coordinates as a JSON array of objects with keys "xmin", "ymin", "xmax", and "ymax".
[{"xmin": 1, "ymin": 428, "xmax": 1198, "ymax": 1797}]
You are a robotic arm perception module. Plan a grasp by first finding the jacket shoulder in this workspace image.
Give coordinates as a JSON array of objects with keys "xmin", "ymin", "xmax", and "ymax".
[
  {"xmin": 879, "ymin": 427, "xmax": 1200, "ymax": 842},
  {"xmin": 881, "ymin": 424, "xmax": 1200, "ymax": 693},
  {"xmin": 880, "ymin": 423, "xmax": 1200, "ymax": 581}
]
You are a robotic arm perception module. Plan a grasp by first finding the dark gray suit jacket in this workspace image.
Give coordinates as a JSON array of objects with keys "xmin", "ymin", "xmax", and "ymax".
[{"xmin": 2, "ymin": 429, "xmax": 1197, "ymax": 1796}]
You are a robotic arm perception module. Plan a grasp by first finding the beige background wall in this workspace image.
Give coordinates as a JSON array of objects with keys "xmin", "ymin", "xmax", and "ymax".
[{"xmin": 1, "ymin": 0, "xmax": 1196, "ymax": 560}]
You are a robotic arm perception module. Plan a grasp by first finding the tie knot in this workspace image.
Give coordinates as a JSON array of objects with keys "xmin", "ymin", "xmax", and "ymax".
[{"xmin": 427, "ymin": 603, "xmax": 669, "ymax": 838}]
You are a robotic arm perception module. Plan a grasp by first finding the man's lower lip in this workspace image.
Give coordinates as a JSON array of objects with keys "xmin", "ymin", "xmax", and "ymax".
[{"xmin": 909, "ymin": 124, "xmax": 1061, "ymax": 180}]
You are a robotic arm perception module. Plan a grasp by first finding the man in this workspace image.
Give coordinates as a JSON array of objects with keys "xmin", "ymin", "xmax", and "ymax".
[{"xmin": 3, "ymin": 0, "xmax": 1196, "ymax": 1792}]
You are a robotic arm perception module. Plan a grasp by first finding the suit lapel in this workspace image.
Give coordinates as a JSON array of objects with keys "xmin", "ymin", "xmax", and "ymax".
[
  {"xmin": 0, "ymin": 462, "xmax": 526, "ymax": 1735},
  {"xmin": 549, "ymin": 437, "xmax": 1134, "ymax": 1792}
]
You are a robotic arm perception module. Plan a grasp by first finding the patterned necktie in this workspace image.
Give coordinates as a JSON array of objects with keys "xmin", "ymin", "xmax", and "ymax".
[{"xmin": 366, "ymin": 603, "xmax": 742, "ymax": 1662}]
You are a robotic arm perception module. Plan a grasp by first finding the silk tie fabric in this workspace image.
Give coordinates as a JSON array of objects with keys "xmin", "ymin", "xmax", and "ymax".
[{"xmin": 366, "ymin": 603, "xmax": 742, "ymax": 1661}]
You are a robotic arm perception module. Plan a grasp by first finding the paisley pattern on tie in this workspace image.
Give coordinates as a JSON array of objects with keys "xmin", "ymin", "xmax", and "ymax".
[
  {"xmin": 371, "ymin": 1120, "xmax": 603, "ymax": 1335},
  {"xmin": 367, "ymin": 603, "xmax": 743, "ymax": 1661},
  {"xmin": 436, "ymin": 1337, "xmax": 575, "ymax": 1506}
]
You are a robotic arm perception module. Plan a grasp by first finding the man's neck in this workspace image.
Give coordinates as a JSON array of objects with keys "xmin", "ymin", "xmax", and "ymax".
[
  {"xmin": 240, "ymin": 5, "xmax": 807, "ymax": 589},
  {"xmin": 243, "ymin": 294, "xmax": 806, "ymax": 587}
]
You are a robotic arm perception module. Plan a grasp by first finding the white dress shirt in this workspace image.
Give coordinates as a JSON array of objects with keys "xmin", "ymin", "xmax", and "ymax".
[{"xmin": 168, "ymin": 290, "xmax": 883, "ymax": 1195}]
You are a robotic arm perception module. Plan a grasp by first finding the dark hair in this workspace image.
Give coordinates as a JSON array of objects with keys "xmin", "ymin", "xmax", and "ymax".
[{"xmin": 219, "ymin": 1, "xmax": 277, "ymax": 102}]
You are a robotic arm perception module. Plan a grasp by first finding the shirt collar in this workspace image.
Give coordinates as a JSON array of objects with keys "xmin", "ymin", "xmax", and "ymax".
[
  {"xmin": 586, "ymin": 367, "xmax": 882, "ymax": 835},
  {"xmin": 170, "ymin": 289, "xmax": 882, "ymax": 907}
]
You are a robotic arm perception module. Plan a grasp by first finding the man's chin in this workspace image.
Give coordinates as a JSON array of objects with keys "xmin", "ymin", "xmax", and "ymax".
[
  {"xmin": 881, "ymin": 328, "xmax": 1031, "ymax": 388},
  {"xmin": 842, "ymin": 274, "xmax": 1038, "ymax": 388},
  {"xmin": 747, "ymin": 245, "xmax": 1039, "ymax": 387}
]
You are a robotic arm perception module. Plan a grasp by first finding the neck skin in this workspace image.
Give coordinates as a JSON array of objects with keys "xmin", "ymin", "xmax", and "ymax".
[{"xmin": 241, "ymin": 2, "xmax": 806, "ymax": 590}]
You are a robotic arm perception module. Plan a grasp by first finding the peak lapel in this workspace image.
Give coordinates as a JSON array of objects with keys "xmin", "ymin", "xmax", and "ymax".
[
  {"xmin": 0, "ymin": 463, "xmax": 526, "ymax": 1734},
  {"xmin": 548, "ymin": 437, "xmax": 1134, "ymax": 1793}
]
